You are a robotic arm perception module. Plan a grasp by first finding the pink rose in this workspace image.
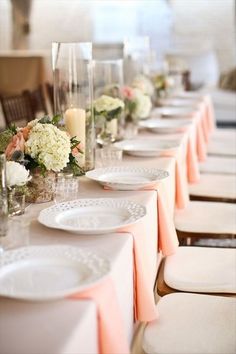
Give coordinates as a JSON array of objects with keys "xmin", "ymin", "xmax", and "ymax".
[
  {"xmin": 5, "ymin": 132, "xmax": 25, "ymax": 160},
  {"xmin": 21, "ymin": 126, "xmax": 30, "ymax": 140},
  {"xmin": 122, "ymin": 86, "xmax": 135, "ymax": 100},
  {"xmin": 72, "ymin": 143, "xmax": 83, "ymax": 157}
]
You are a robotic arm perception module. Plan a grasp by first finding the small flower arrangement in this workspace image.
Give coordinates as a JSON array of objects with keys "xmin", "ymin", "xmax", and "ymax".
[
  {"xmin": 122, "ymin": 86, "xmax": 152, "ymax": 121},
  {"xmin": 94, "ymin": 95, "xmax": 124, "ymax": 122},
  {"xmin": 94, "ymin": 95, "xmax": 124, "ymax": 145},
  {"xmin": 6, "ymin": 161, "xmax": 31, "ymax": 190},
  {"xmin": 153, "ymin": 74, "xmax": 175, "ymax": 98},
  {"xmin": 132, "ymin": 74, "xmax": 154, "ymax": 97},
  {"xmin": 0, "ymin": 115, "xmax": 84, "ymax": 176}
]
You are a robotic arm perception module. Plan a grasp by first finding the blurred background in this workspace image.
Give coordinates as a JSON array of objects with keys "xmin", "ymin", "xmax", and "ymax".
[{"xmin": 0, "ymin": 0, "xmax": 235, "ymax": 127}]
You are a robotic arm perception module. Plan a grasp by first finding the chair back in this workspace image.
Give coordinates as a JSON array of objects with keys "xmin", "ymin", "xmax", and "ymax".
[
  {"xmin": 25, "ymin": 85, "xmax": 48, "ymax": 116},
  {"xmin": 0, "ymin": 92, "xmax": 34, "ymax": 127}
]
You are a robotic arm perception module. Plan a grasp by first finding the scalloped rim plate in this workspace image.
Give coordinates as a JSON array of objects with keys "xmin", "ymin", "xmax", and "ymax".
[
  {"xmin": 38, "ymin": 198, "xmax": 146, "ymax": 234},
  {"xmin": 86, "ymin": 166, "xmax": 169, "ymax": 190},
  {"xmin": 152, "ymin": 106, "xmax": 195, "ymax": 118},
  {"xmin": 139, "ymin": 118, "xmax": 191, "ymax": 134},
  {"xmin": 114, "ymin": 139, "xmax": 180, "ymax": 157},
  {"xmin": 0, "ymin": 245, "xmax": 110, "ymax": 301}
]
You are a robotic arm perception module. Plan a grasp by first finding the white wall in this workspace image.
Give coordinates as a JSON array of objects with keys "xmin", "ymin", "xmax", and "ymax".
[
  {"xmin": 0, "ymin": 0, "xmax": 235, "ymax": 73},
  {"xmin": 170, "ymin": 0, "xmax": 236, "ymax": 72}
]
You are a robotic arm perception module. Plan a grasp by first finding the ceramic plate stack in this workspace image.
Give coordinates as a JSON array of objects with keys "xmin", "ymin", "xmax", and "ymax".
[
  {"xmin": 151, "ymin": 106, "xmax": 195, "ymax": 118},
  {"xmin": 86, "ymin": 166, "xmax": 169, "ymax": 190},
  {"xmin": 114, "ymin": 139, "xmax": 180, "ymax": 157},
  {"xmin": 0, "ymin": 245, "xmax": 110, "ymax": 300},
  {"xmin": 139, "ymin": 118, "xmax": 190, "ymax": 134},
  {"xmin": 38, "ymin": 198, "xmax": 146, "ymax": 234}
]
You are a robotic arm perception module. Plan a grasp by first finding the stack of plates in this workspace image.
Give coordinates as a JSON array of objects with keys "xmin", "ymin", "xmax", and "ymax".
[
  {"xmin": 0, "ymin": 245, "xmax": 110, "ymax": 300},
  {"xmin": 139, "ymin": 118, "xmax": 190, "ymax": 134},
  {"xmin": 86, "ymin": 166, "xmax": 169, "ymax": 190},
  {"xmin": 38, "ymin": 198, "xmax": 146, "ymax": 235},
  {"xmin": 114, "ymin": 139, "xmax": 180, "ymax": 157},
  {"xmin": 152, "ymin": 106, "xmax": 195, "ymax": 118}
]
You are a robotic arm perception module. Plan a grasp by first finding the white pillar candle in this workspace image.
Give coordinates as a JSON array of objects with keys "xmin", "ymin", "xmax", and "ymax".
[
  {"xmin": 65, "ymin": 108, "xmax": 86, "ymax": 166},
  {"xmin": 107, "ymin": 118, "xmax": 118, "ymax": 138}
]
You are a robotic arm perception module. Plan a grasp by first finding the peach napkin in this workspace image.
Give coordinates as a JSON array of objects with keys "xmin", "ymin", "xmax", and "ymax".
[
  {"xmin": 161, "ymin": 150, "xmax": 189, "ymax": 209},
  {"xmin": 70, "ymin": 277, "xmax": 130, "ymax": 354},
  {"xmin": 195, "ymin": 112, "xmax": 207, "ymax": 161},
  {"xmin": 186, "ymin": 129, "xmax": 200, "ymax": 183},
  {"xmin": 204, "ymin": 95, "xmax": 216, "ymax": 133},
  {"xmin": 104, "ymin": 184, "xmax": 179, "ymax": 322}
]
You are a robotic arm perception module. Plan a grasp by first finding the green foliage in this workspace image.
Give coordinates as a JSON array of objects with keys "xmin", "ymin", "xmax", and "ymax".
[
  {"xmin": 94, "ymin": 106, "xmax": 123, "ymax": 122},
  {"xmin": 68, "ymin": 154, "xmax": 85, "ymax": 176},
  {"xmin": 0, "ymin": 129, "xmax": 14, "ymax": 153},
  {"xmin": 38, "ymin": 114, "xmax": 62, "ymax": 126}
]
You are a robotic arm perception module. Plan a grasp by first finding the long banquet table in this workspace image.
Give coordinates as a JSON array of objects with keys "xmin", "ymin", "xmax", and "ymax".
[{"xmin": 0, "ymin": 94, "xmax": 214, "ymax": 354}]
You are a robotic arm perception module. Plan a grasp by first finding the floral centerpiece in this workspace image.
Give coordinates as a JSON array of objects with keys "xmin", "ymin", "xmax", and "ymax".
[
  {"xmin": 94, "ymin": 95, "xmax": 124, "ymax": 145},
  {"xmin": 153, "ymin": 74, "xmax": 175, "ymax": 101},
  {"xmin": 122, "ymin": 86, "xmax": 152, "ymax": 122},
  {"xmin": 0, "ymin": 115, "xmax": 84, "ymax": 203},
  {"xmin": 122, "ymin": 86, "xmax": 152, "ymax": 139},
  {"xmin": 132, "ymin": 74, "xmax": 155, "ymax": 97}
]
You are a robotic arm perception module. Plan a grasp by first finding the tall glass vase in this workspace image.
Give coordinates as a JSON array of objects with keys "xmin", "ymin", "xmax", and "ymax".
[
  {"xmin": 123, "ymin": 36, "xmax": 151, "ymax": 84},
  {"xmin": 52, "ymin": 42, "xmax": 95, "ymax": 171},
  {"xmin": 94, "ymin": 59, "xmax": 124, "ymax": 145},
  {"xmin": 0, "ymin": 154, "xmax": 8, "ymax": 253}
]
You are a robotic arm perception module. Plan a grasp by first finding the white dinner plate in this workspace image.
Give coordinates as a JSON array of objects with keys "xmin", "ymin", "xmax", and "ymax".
[
  {"xmin": 151, "ymin": 106, "xmax": 195, "ymax": 118},
  {"xmin": 86, "ymin": 166, "xmax": 169, "ymax": 190},
  {"xmin": 0, "ymin": 245, "xmax": 110, "ymax": 301},
  {"xmin": 38, "ymin": 198, "xmax": 146, "ymax": 234},
  {"xmin": 158, "ymin": 98, "xmax": 198, "ymax": 107},
  {"xmin": 139, "ymin": 118, "xmax": 191, "ymax": 134},
  {"xmin": 114, "ymin": 139, "xmax": 180, "ymax": 157}
]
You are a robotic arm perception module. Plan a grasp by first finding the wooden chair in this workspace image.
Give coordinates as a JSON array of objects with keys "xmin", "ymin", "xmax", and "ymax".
[
  {"xmin": 25, "ymin": 85, "xmax": 48, "ymax": 116},
  {"xmin": 45, "ymin": 82, "xmax": 54, "ymax": 112},
  {"xmin": 156, "ymin": 247, "xmax": 236, "ymax": 297},
  {"xmin": 0, "ymin": 92, "xmax": 34, "ymax": 127},
  {"xmin": 189, "ymin": 173, "xmax": 236, "ymax": 203},
  {"xmin": 142, "ymin": 293, "xmax": 236, "ymax": 354},
  {"xmin": 207, "ymin": 128, "xmax": 236, "ymax": 157},
  {"xmin": 199, "ymin": 156, "xmax": 236, "ymax": 175},
  {"xmin": 174, "ymin": 201, "xmax": 236, "ymax": 245}
]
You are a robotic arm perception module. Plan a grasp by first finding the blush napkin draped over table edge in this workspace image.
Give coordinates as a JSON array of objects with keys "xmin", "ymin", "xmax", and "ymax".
[
  {"xmin": 69, "ymin": 276, "xmax": 130, "ymax": 354},
  {"xmin": 104, "ymin": 182, "xmax": 179, "ymax": 322}
]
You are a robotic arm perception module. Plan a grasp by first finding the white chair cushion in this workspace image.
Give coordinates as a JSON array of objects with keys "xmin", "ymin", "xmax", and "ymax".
[
  {"xmin": 189, "ymin": 174, "xmax": 236, "ymax": 199},
  {"xmin": 200, "ymin": 156, "xmax": 236, "ymax": 175},
  {"xmin": 210, "ymin": 89, "xmax": 236, "ymax": 110},
  {"xmin": 211, "ymin": 128, "xmax": 236, "ymax": 141},
  {"xmin": 174, "ymin": 201, "xmax": 236, "ymax": 234},
  {"xmin": 207, "ymin": 139, "xmax": 236, "ymax": 157},
  {"xmin": 164, "ymin": 247, "xmax": 236, "ymax": 293},
  {"xmin": 143, "ymin": 293, "xmax": 236, "ymax": 354}
]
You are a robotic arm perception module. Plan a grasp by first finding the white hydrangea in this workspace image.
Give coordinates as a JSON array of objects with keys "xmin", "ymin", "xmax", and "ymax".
[
  {"xmin": 25, "ymin": 123, "xmax": 71, "ymax": 172},
  {"xmin": 6, "ymin": 161, "xmax": 31, "ymax": 187},
  {"xmin": 133, "ymin": 89, "xmax": 152, "ymax": 119},
  {"xmin": 27, "ymin": 118, "xmax": 40, "ymax": 129},
  {"xmin": 132, "ymin": 75, "xmax": 154, "ymax": 97},
  {"xmin": 94, "ymin": 95, "xmax": 124, "ymax": 113}
]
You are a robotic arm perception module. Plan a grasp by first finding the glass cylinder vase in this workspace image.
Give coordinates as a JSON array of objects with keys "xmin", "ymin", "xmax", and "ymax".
[
  {"xmin": 0, "ymin": 154, "xmax": 8, "ymax": 244},
  {"xmin": 123, "ymin": 36, "xmax": 151, "ymax": 84},
  {"xmin": 94, "ymin": 59, "xmax": 124, "ymax": 145},
  {"xmin": 52, "ymin": 42, "xmax": 95, "ymax": 171}
]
